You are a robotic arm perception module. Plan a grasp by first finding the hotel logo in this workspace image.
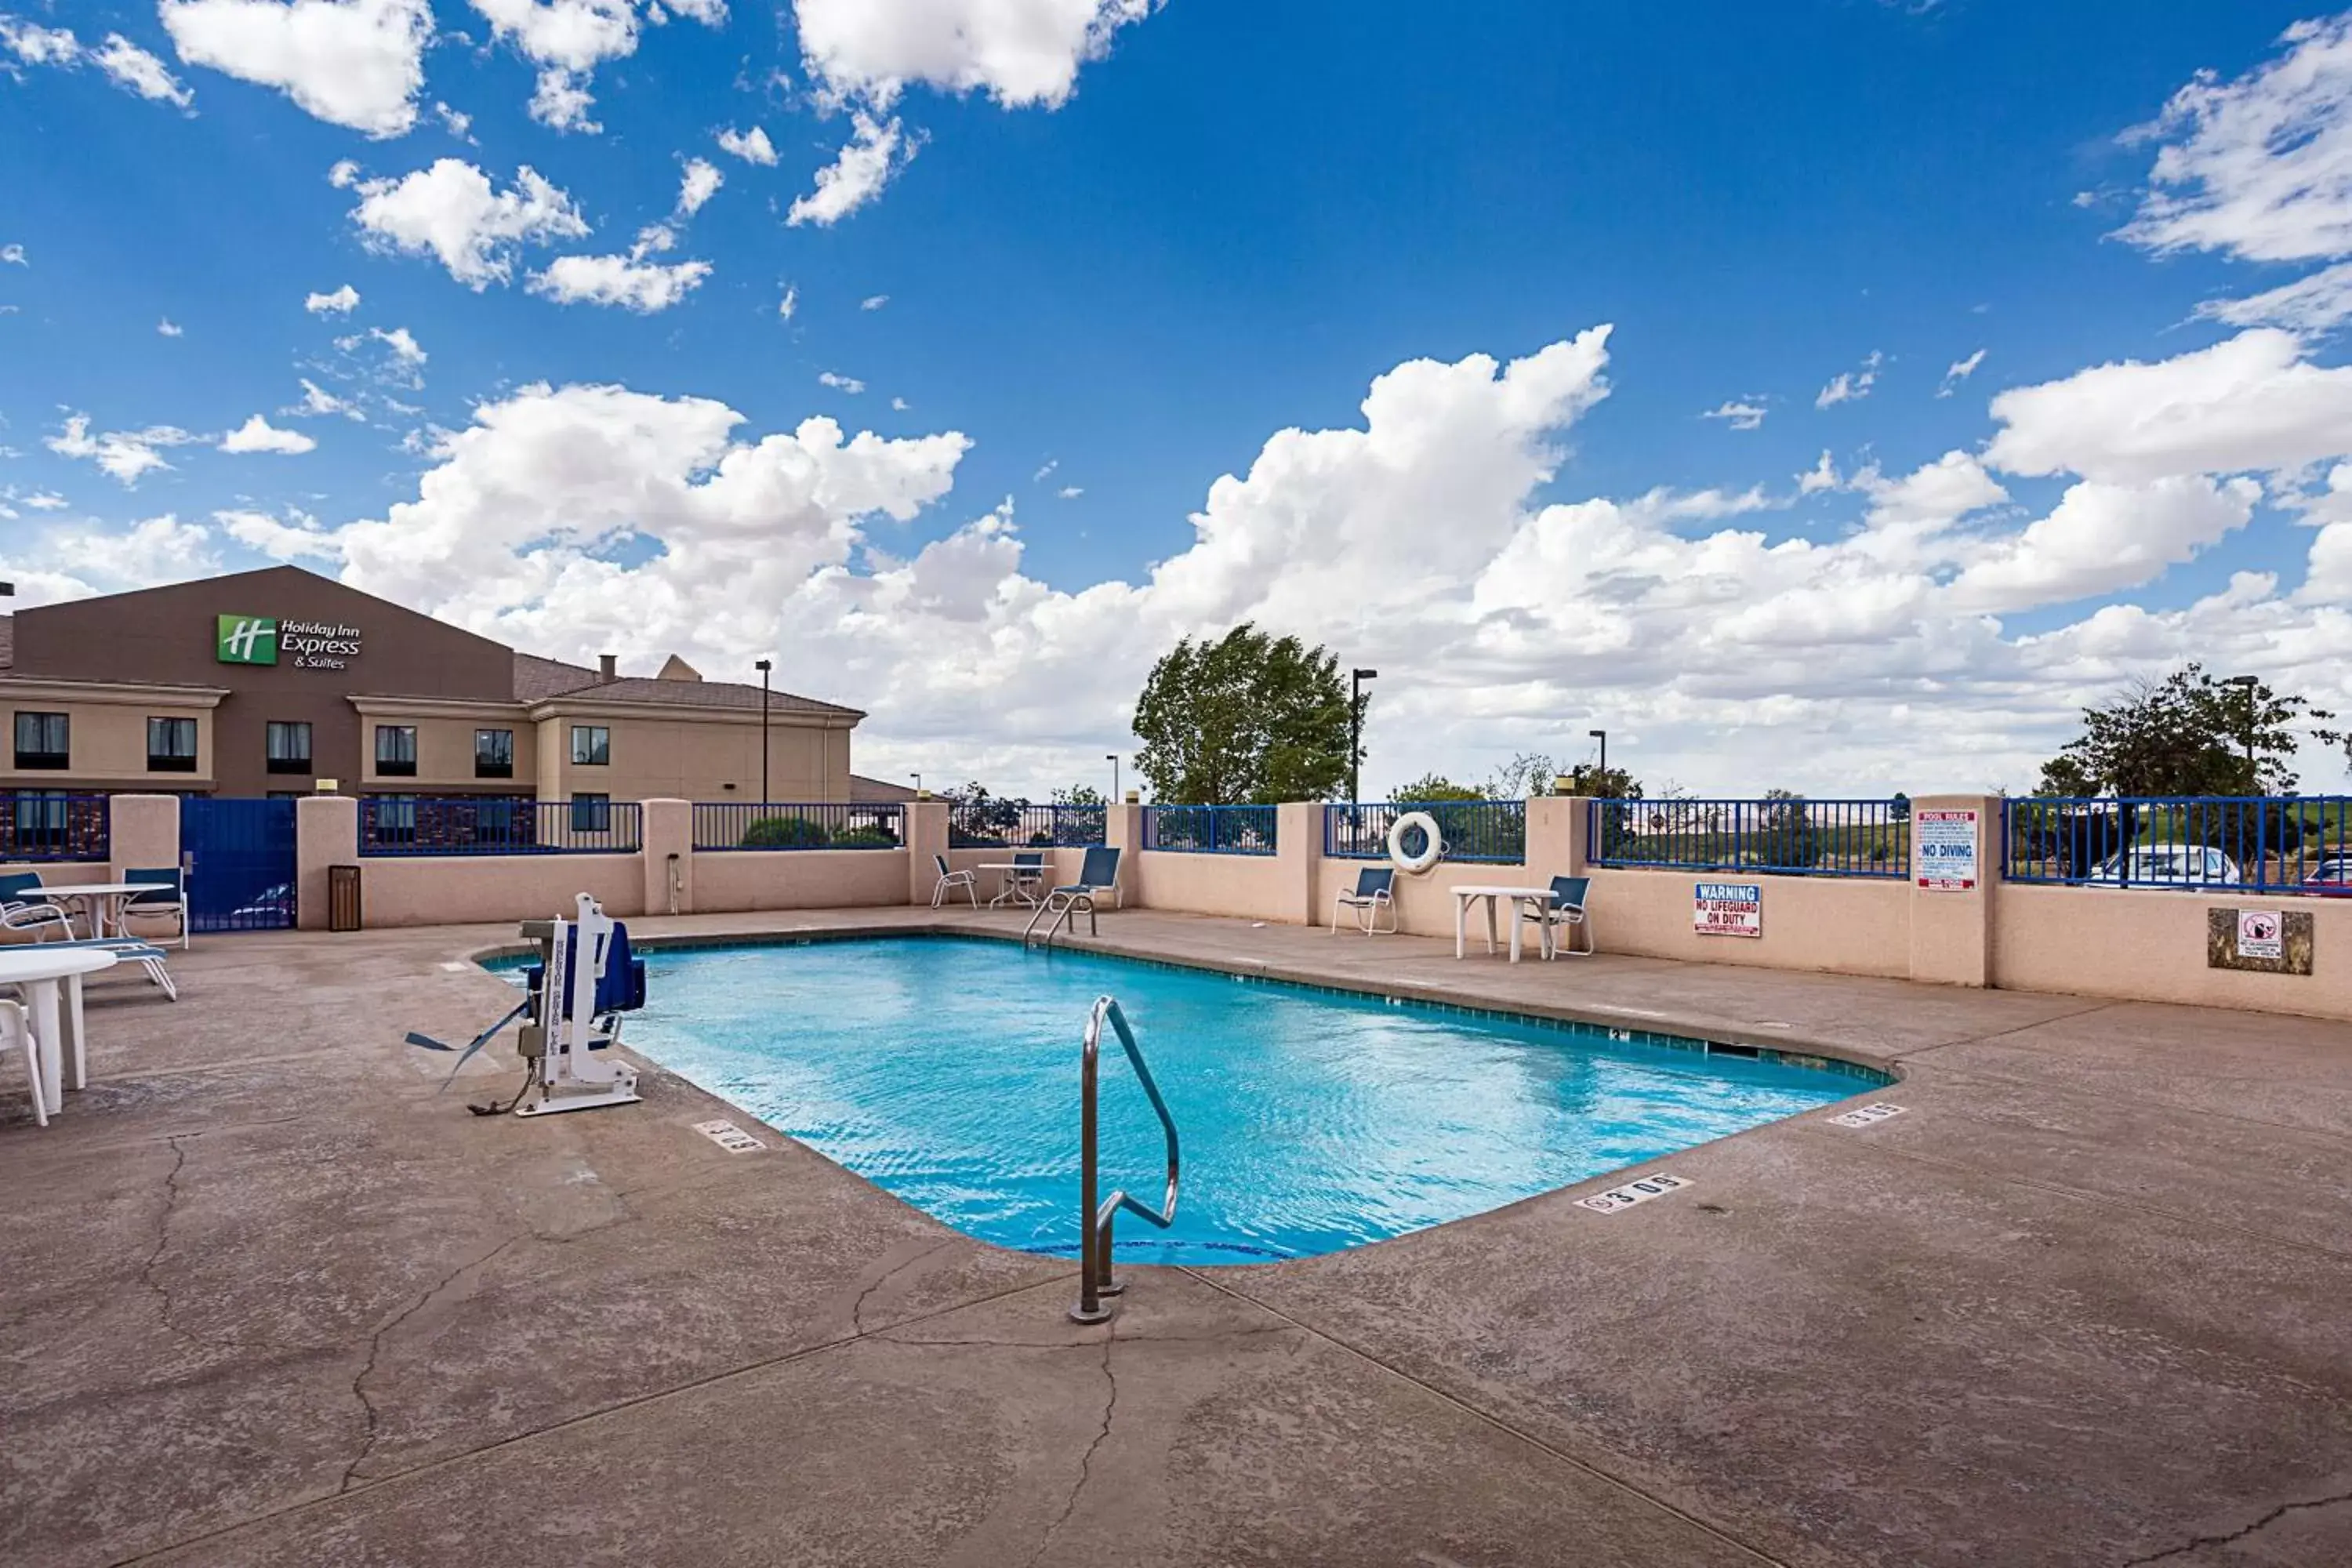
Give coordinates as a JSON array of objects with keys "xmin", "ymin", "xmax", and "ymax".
[{"xmin": 217, "ymin": 615, "xmax": 279, "ymax": 665}]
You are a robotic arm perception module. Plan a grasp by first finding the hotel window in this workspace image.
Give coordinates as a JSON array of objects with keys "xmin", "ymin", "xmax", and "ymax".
[
  {"xmin": 147, "ymin": 717, "xmax": 199, "ymax": 773},
  {"xmin": 375, "ymin": 724, "xmax": 418, "ymax": 778},
  {"xmin": 570, "ymin": 793, "xmax": 611, "ymax": 833},
  {"xmin": 474, "ymin": 728, "xmax": 515, "ymax": 779},
  {"xmin": 570, "ymin": 725, "xmax": 610, "ymax": 766},
  {"xmin": 267, "ymin": 720, "xmax": 314, "ymax": 775},
  {"xmin": 8, "ymin": 790, "xmax": 72, "ymax": 852},
  {"xmin": 13, "ymin": 712, "xmax": 69, "ymax": 770},
  {"xmin": 368, "ymin": 795, "xmax": 418, "ymax": 847}
]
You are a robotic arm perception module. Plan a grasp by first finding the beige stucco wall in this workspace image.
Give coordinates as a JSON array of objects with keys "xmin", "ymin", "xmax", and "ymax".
[
  {"xmin": 359, "ymin": 852, "xmax": 646, "ymax": 929},
  {"xmin": 1130, "ymin": 850, "xmax": 1295, "ymax": 923},
  {"xmin": 356, "ymin": 712, "xmax": 533, "ymax": 791},
  {"xmin": 694, "ymin": 849, "xmax": 912, "ymax": 913},
  {"xmin": 1584, "ymin": 868, "xmax": 1915, "ymax": 978},
  {"xmin": 1993, "ymin": 883, "xmax": 2352, "ymax": 1021},
  {"xmin": 0, "ymin": 692, "xmax": 217, "ymax": 787},
  {"xmin": 535, "ymin": 712, "xmax": 848, "ymax": 806}
]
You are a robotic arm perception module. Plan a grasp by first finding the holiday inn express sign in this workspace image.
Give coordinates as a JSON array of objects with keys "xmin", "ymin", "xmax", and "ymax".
[{"xmin": 216, "ymin": 613, "xmax": 363, "ymax": 670}]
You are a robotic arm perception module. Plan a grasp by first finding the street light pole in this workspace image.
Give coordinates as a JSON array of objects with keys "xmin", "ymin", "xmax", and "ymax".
[
  {"xmin": 2224, "ymin": 675, "xmax": 2259, "ymax": 791},
  {"xmin": 753, "ymin": 659, "xmax": 773, "ymax": 805},
  {"xmin": 1588, "ymin": 728, "xmax": 1608, "ymax": 794},
  {"xmin": 1107, "ymin": 753, "xmax": 1120, "ymax": 804},
  {"xmin": 1351, "ymin": 668, "xmax": 1378, "ymax": 803}
]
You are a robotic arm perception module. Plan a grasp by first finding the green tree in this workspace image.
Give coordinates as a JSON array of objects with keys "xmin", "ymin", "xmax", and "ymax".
[
  {"xmin": 1131, "ymin": 625, "xmax": 1353, "ymax": 804},
  {"xmin": 2038, "ymin": 664, "xmax": 2338, "ymax": 796},
  {"xmin": 1757, "ymin": 788, "xmax": 1824, "ymax": 869},
  {"xmin": 1052, "ymin": 784, "xmax": 1107, "ymax": 808},
  {"xmin": 1484, "ymin": 753, "xmax": 1559, "ymax": 800},
  {"xmin": 1392, "ymin": 772, "xmax": 1484, "ymax": 802}
]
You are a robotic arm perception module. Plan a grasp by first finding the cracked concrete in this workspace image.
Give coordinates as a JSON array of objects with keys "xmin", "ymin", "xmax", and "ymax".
[{"xmin": 2, "ymin": 909, "xmax": 2349, "ymax": 1566}]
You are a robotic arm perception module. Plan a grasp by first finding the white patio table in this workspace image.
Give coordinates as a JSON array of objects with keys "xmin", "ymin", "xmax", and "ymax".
[
  {"xmin": 1451, "ymin": 884, "xmax": 1560, "ymax": 964},
  {"xmin": 0, "ymin": 945, "xmax": 116, "ymax": 1115},
  {"xmin": 978, "ymin": 860, "xmax": 1051, "ymax": 908},
  {"xmin": 34, "ymin": 881, "xmax": 173, "ymax": 941}
]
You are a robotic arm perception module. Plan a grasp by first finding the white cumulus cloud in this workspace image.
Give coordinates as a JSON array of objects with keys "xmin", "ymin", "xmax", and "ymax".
[
  {"xmin": 1701, "ymin": 398, "xmax": 1766, "ymax": 431},
  {"xmin": 159, "ymin": 0, "xmax": 430, "ymax": 136},
  {"xmin": 45, "ymin": 414, "xmax": 199, "ymax": 485},
  {"xmin": 528, "ymin": 253, "xmax": 712, "ymax": 312},
  {"xmin": 717, "ymin": 124, "xmax": 776, "ymax": 165},
  {"xmin": 787, "ymin": 111, "xmax": 911, "ymax": 227},
  {"xmin": 347, "ymin": 159, "xmax": 589, "ymax": 287},
  {"xmin": 220, "ymin": 412, "xmax": 318, "ymax": 454},
  {"xmin": 818, "ymin": 370, "xmax": 866, "ymax": 394},
  {"xmin": 305, "ymin": 282, "xmax": 361, "ymax": 313},
  {"xmin": 1937, "ymin": 348, "xmax": 1985, "ymax": 397},
  {"xmin": 792, "ymin": 0, "xmax": 1157, "ymax": 111},
  {"xmin": 677, "ymin": 156, "xmax": 722, "ymax": 216},
  {"xmin": 1816, "ymin": 350, "xmax": 1882, "ymax": 408}
]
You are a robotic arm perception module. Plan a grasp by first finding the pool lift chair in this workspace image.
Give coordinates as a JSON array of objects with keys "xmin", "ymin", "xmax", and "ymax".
[{"xmin": 406, "ymin": 892, "xmax": 646, "ymax": 1117}]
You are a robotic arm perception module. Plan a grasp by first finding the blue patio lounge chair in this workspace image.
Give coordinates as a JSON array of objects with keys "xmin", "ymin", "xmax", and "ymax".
[
  {"xmin": 1029, "ymin": 846, "xmax": 1121, "ymax": 940},
  {"xmin": 1520, "ymin": 875, "xmax": 1593, "ymax": 959},
  {"xmin": 117, "ymin": 867, "xmax": 190, "ymax": 950},
  {"xmin": 0, "ymin": 873, "xmax": 74, "ymax": 942},
  {"xmin": 1330, "ymin": 866, "xmax": 1396, "ymax": 935},
  {"xmin": 931, "ymin": 854, "xmax": 978, "ymax": 909},
  {"xmin": 34, "ymin": 938, "xmax": 180, "ymax": 1001}
]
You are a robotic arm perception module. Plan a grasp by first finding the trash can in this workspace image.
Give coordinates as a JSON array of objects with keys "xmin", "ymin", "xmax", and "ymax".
[{"xmin": 328, "ymin": 863, "xmax": 363, "ymax": 932}]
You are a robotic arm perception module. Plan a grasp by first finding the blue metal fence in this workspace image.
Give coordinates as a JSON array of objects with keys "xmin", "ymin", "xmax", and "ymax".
[
  {"xmin": 694, "ymin": 802, "xmax": 906, "ymax": 850},
  {"xmin": 359, "ymin": 797, "xmax": 642, "ymax": 856},
  {"xmin": 1144, "ymin": 804, "xmax": 1278, "ymax": 855},
  {"xmin": 1324, "ymin": 800, "xmax": 1526, "ymax": 863},
  {"xmin": 2003, "ymin": 795, "xmax": 2352, "ymax": 895},
  {"xmin": 1589, "ymin": 797, "xmax": 1912, "ymax": 879},
  {"xmin": 181, "ymin": 797, "xmax": 296, "ymax": 931},
  {"xmin": 2, "ymin": 791, "xmax": 110, "ymax": 862},
  {"xmin": 945, "ymin": 800, "xmax": 1105, "ymax": 848}
]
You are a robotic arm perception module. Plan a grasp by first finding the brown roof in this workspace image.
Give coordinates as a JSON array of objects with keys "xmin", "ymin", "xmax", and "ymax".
[
  {"xmin": 851, "ymin": 773, "xmax": 920, "ymax": 802},
  {"xmin": 512, "ymin": 651, "xmax": 862, "ymax": 719}
]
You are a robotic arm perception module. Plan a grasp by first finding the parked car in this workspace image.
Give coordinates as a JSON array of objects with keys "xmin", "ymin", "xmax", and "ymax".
[
  {"xmin": 2090, "ymin": 845, "xmax": 2241, "ymax": 886},
  {"xmin": 225, "ymin": 882, "xmax": 296, "ymax": 924},
  {"xmin": 2303, "ymin": 856, "xmax": 2352, "ymax": 896}
]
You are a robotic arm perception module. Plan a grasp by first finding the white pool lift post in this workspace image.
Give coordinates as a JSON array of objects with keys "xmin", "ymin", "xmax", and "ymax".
[{"xmin": 514, "ymin": 892, "xmax": 641, "ymax": 1117}]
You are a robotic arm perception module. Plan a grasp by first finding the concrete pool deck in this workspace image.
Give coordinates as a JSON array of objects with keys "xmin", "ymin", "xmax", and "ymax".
[{"xmin": 2, "ymin": 906, "xmax": 2347, "ymax": 1567}]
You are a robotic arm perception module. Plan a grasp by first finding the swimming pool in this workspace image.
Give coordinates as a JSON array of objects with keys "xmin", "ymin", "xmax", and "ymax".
[{"xmin": 572, "ymin": 937, "xmax": 1879, "ymax": 1264}]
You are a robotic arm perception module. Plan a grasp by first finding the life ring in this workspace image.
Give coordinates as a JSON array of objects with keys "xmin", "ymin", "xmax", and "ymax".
[{"xmin": 1388, "ymin": 811, "xmax": 1444, "ymax": 874}]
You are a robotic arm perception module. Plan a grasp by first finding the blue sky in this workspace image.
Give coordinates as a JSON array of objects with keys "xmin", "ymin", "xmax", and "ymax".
[{"xmin": 6, "ymin": 2, "xmax": 2352, "ymax": 797}]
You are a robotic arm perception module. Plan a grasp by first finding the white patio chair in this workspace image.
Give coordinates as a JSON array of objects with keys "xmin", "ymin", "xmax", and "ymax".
[
  {"xmin": 931, "ymin": 854, "xmax": 978, "ymax": 909},
  {"xmin": 0, "ymin": 873, "xmax": 74, "ymax": 942},
  {"xmin": 1, "ymin": 999, "xmax": 48, "ymax": 1127}
]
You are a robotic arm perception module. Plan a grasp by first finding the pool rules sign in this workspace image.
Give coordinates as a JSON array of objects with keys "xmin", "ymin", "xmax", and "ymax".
[{"xmin": 1915, "ymin": 809, "xmax": 1979, "ymax": 891}]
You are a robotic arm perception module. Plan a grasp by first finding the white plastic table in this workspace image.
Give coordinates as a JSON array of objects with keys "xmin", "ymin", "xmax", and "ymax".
[
  {"xmin": 978, "ymin": 861, "xmax": 1051, "ymax": 908},
  {"xmin": 34, "ymin": 882, "xmax": 173, "ymax": 940},
  {"xmin": 0, "ymin": 946, "xmax": 116, "ymax": 1115},
  {"xmin": 1452, "ymin": 884, "xmax": 1559, "ymax": 964}
]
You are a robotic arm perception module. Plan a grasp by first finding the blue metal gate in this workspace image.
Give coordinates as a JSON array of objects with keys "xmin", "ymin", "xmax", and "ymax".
[{"xmin": 181, "ymin": 797, "xmax": 298, "ymax": 932}]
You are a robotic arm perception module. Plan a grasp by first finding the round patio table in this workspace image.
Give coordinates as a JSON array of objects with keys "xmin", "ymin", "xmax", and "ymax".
[
  {"xmin": 34, "ymin": 882, "xmax": 173, "ymax": 941},
  {"xmin": 0, "ymin": 945, "xmax": 116, "ymax": 1116}
]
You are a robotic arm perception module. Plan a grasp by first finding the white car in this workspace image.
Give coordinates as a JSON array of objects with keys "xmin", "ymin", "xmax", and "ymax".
[{"xmin": 2092, "ymin": 845, "xmax": 2241, "ymax": 886}]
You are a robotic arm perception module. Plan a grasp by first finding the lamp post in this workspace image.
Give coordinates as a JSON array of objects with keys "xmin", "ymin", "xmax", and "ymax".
[
  {"xmin": 2223, "ymin": 674, "xmax": 2259, "ymax": 791},
  {"xmin": 753, "ymin": 659, "xmax": 773, "ymax": 805},
  {"xmin": 1351, "ymin": 668, "xmax": 1378, "ymax": 803},
  {"xmin": 911, "ymin": 771, "xmax": 923, "ymax": 799},
  {"xmin": 1107, "ymin": 753, "xmax": 1120, "ymax": 804},
  {"xmin": 1588, "ymin": 728, "xmax": 1608, "ymax": 795}
]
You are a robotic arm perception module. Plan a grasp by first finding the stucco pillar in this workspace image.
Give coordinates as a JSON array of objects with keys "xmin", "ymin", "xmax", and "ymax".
[
  {"xmin": 1276, "ymin": 801, "xmax": 1321, "ymax": 926},
  {"xmin": 1105, "ymin": 804, "xmax": 1145, "ymax": 908},
  {"xmin": 107, "ymin": 795, "xmax": 181, "ymax": 881},
  {"xmin": 641, "ymin": 798, "xmax": 694, "ymax": 916},
  {"xmin": 1526, "ymin": 795, "xmax": 1586, "ymax": 879},
  {"xmin": 296, "ymin": 795, "xmax": 358, "ymax": 932},
  {"xmin": 906, "ymin": 800, "xmax": 949, "ymax": 906},
  {"xmin": 1907, "ymin": 793, "xmax": 1997, "ymax": 988}
]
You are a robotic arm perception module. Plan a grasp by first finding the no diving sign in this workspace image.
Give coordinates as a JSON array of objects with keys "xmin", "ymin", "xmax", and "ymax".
[{"xmin": 1915, "ymin": 809, "xmax": 1978, "ymax": 891}]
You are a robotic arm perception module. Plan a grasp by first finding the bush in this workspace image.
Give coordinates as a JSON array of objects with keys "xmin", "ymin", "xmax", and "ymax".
[
  {"xmin": 741, "ymin": 815, "xmax": 830, "ymax": 848},
  {"xmin": 830, "ymin": 826, "xmax": 899, "ymax": 849}
]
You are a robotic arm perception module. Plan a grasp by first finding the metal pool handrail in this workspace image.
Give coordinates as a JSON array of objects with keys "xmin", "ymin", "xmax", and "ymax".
[{"xmin": 1071, "ymin": 994, "xmax": 1181, "ymax": 1323}]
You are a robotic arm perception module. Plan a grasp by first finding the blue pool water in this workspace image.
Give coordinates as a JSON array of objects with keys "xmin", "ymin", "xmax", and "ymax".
[{"xmin": 546, "ymin": 938, "xmax": 1875, "ymax": 1263}]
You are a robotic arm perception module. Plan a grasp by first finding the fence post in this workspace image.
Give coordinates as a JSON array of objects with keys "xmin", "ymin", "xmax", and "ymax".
[
  {"xmin": 106, "ymin": 795, "xmax": 180, "ymax": 882},
  {"xmin": 906, "ymin": 800, "xmax": 949, "ymax": 906},
  {"xmin": 641, "ymin": 799, "xmax": 695, "ymax": 916},
  {"xmin": 1277, "ymin": 802, "xmax": 1320, "ymax": 925},
  {"xmin": 1526, "ymin": 795, "xmax": 1586, "ymax": 879},
  {"xmin": 1105, "ymin": 804, "xmax": 1145, "ymax": 908},
  {"xmin": 296, "ymin": 795, "xmax": 359, "ymax": 932},
  {"xmin": 1907, "ymin": 793, "xmax": 1996, "ymax": 988}
]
